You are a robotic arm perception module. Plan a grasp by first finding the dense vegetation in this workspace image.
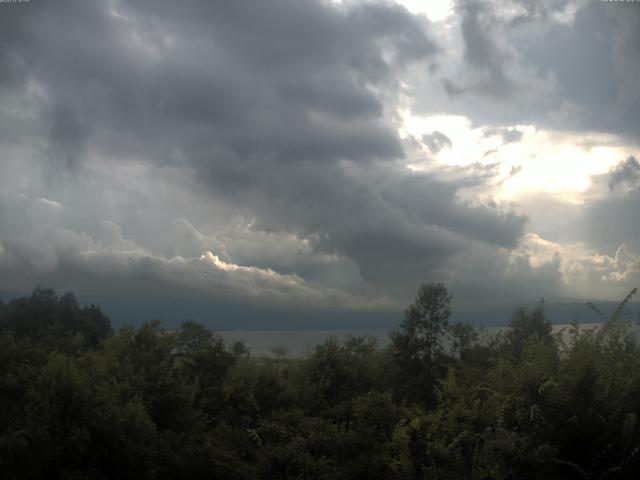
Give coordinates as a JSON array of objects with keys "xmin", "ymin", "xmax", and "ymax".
[{"xmin": 1, "ymin": 285, "xmax": 639, "ymax": 479}]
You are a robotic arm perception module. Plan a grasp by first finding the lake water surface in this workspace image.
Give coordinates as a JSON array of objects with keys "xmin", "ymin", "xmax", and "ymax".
[{"xmin": 219, "ymin": 322, "xmax": 632, "ymax": 357}]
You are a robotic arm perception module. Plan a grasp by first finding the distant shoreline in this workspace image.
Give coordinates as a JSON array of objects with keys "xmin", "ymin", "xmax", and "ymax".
[{"xmin": 218, "ymin": 322, "xmax": 633, "ymax": 357}]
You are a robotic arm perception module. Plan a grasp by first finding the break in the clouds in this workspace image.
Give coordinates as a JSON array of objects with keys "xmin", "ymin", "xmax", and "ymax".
[{"xmin": 0, "ymin": 0, "xmax": 639, "ymax": 326}]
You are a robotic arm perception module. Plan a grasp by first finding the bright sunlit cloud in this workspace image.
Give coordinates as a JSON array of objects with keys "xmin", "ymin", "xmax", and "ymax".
[
  {"xmin": 397, "ymin": 0, "xmax": 454, "ymax": 21},
  {"xmin": 400, "ymin": 110, "xmax": 635, "ymax": 202},
  {"xmin": 331, "ymin": 0, "xmax": 454, "ymax": 22}
]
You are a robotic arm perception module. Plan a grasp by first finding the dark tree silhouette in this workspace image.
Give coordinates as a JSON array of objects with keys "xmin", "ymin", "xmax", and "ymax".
[{"xmin": 391, "ymin": 282, "xmax": 452, "ymax": 407}]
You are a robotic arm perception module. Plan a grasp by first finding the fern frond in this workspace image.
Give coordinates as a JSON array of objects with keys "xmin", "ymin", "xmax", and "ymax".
[{"xmin": 610, "ymin": 287, "xmax": 638, "ymax": 323}]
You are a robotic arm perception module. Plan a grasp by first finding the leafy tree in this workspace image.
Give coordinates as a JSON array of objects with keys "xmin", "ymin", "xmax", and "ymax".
[
  {"xmin": 507, "ymin": 300, "xmax": 553, "ymax": 357},
  {"xmin": 0, "ymin": 287, "xmax": 111, "ymax": 350},
  {"xmin": 448, "ymin": 321, "xmax": 478, "ymax": 359},
  {"xmin": 391, "ymin": 282, "xmax": 452, "ymax": 407},
  {"xmin": 176, "ymin": 319, "xmax": 215, "ymax": 353},
  {"xmin": 2, "ymin": 285, "xmax": 640, "ymax": 478}
]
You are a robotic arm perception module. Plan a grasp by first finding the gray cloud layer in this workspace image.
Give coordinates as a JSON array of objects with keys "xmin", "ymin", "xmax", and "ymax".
[
  {"xmin": 0, "ymin": 0, "xmax": 637, "ymax": 324},
  {"xmin": 410, "ymin": 0, "xmax": 640, "ymax": 140}
]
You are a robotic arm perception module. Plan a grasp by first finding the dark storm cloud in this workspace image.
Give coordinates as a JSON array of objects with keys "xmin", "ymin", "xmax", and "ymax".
[
  {"xmin": 483, "ymin": 126, "xmax": 524, "ymax": 144},
  {"xmin": 609, "ymin": 3, "xmax": 640, "ymax": 108},
  {"xmin": 0, "ymin": 0, "xmax": 533, "ymax": 310},
  {"xmin": 190, "ymin": 156, "xmax": 526, "ymax": 287},
  {"xmin": 507, "ymin": 0, "xmax": 577, "ymax": 26},
  {"xmin": 520, "ymin": 1, "xmax": 627, "ymax": 132},
  {"xmin": 584, "ymin": 157, "xmax": 640, "ymax": 254},
  {"xmin": 422, "ymin": 130, "xmax": 452, "ymax": 153},
  {"xmin": 411, "ymin": 0, "xmax": 639, "ymax": 140},
  {"xmin": 412, "ymin": 0, "xmax": 571, "ymax": 127},
  {"xmin": 608, "ymin": 156, "xmax": 640, "ymax": 191},
  {"xmin": 47, "ymin": 104, "xmax": 91, "ymax": 170},
  {"xmin": 457, "ymin": 0, "xmax": 513, "ymax": 98},
  {"xmin": 1, "ymin": 0, "xmax": 441, "ymax": 171},
  {"xmin": 500, "ymin": 129, "xmax": 523, "ymax": 144}
]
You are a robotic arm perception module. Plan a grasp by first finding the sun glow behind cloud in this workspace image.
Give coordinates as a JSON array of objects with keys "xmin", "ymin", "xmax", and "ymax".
[
  {"xmin": 331, "ymin": 0, "xmax": 454, "ymax": 22},
  {"xmin": 399, "ymin": 111, "xmax": 634, "ymax": 203},
  {"xmin": 397, "ymin": 0, "xmax": 454, "ymax": 21}
]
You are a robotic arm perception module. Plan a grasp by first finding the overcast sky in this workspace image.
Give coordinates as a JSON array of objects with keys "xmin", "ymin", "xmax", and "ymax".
[{"xmin": 0, "ymin": 0, "xmax": 639, "ymax": 327}]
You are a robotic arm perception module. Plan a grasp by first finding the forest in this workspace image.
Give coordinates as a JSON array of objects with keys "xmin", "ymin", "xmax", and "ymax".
[{"xmin": 1, "ymin": 284, "xmax": 639, "ymax": 479}]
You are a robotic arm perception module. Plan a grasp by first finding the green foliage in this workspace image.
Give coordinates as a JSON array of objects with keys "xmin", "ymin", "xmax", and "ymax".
[
  {"xmin": 507, "ymin": 301, "xmax": 553, "ymax": 357},
  {"xmin": 0, "ymin": 287, "xmax": 111, "ymax": 351},
  {"xmin": 391, "ymin": 282, "xmax": 453, "ymax": 407},
  {"xmin": 1, "ymin": 286, "xmax": 640, "ymax": 479}
]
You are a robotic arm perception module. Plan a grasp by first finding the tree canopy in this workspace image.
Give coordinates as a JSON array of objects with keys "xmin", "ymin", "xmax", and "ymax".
[{"xmin": 1, "ymin": 285, "xmax": 639, "ymax": 479}]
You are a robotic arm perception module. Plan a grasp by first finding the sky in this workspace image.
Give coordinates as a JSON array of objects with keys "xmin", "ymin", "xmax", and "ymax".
[{"xmin": 0, "ymin": 0, "xmax": 639, "ymax": 328}]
